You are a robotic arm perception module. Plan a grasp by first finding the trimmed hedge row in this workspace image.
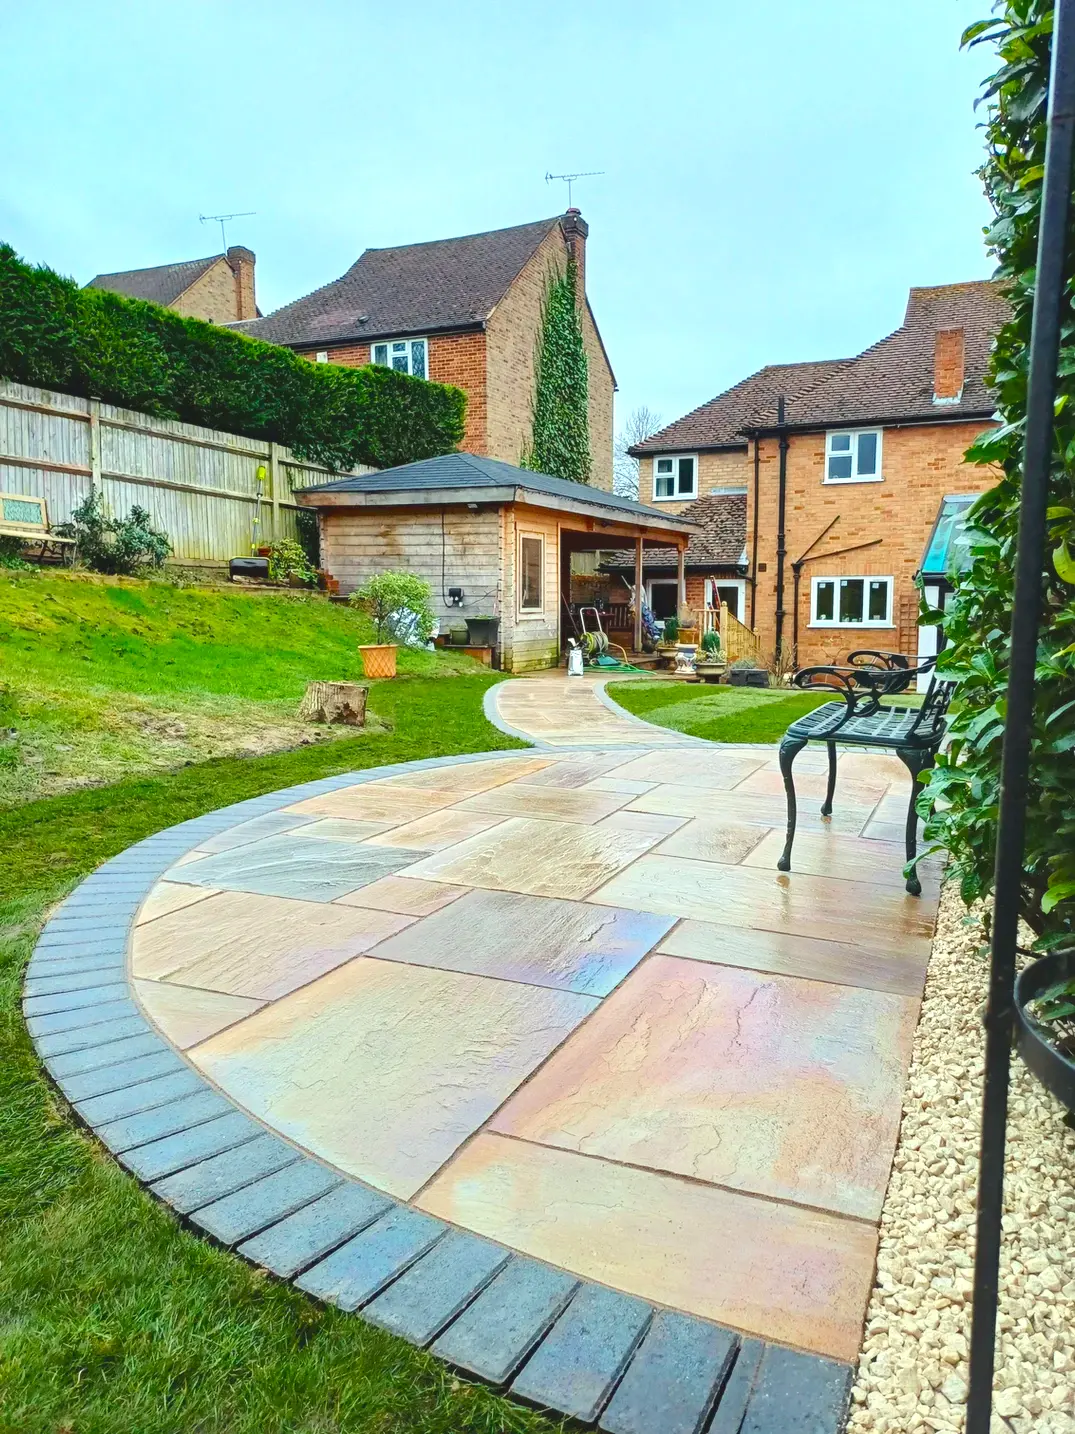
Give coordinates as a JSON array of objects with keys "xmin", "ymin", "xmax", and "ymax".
[{"xmin": 0, "ymin": 244, "xmax": 466, "ymax": 472}]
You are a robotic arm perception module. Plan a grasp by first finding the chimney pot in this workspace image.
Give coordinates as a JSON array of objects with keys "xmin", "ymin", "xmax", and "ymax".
[
  {"xmin": 226, "ymin": 246, "xmax": 257, "ymax": 322},
  {"xmin": 933, "ymin": 327, "xmax": 965, "ymax": 403}
]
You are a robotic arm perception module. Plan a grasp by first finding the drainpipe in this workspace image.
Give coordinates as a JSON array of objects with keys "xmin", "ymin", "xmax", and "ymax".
[
  {"xmin": 774, "ymin": 397, "xmax": 789, "ymax": 658},
  {"xmin": 749, "ymin": 435, "xmax": 761, "ymax": 628}
]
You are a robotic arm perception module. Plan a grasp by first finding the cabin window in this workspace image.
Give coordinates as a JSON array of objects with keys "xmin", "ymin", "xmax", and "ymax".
[
  {"xmin": 519, "ymin": 534, "xmax": 544, "ymax": 613},
  {"xmin": 371, "ymin": 338, "xmax": 427, "ymax": 378}
]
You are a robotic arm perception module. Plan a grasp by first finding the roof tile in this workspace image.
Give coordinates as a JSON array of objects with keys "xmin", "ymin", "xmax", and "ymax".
[{"xmin": 87, "ymin": 255, "xmax": 223, "ymax": 306}]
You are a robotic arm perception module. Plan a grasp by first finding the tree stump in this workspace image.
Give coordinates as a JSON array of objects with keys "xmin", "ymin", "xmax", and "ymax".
[{"xmin": 298, "ymin": 681, "xmax": 368, "ymax": 726}]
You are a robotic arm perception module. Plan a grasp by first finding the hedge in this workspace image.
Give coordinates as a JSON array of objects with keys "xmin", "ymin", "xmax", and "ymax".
[
  {"xmin": 0, "ymin": 244, "xmax": 466, "ymax": 472},
  {"xmin": 921, "ymin": 1, "xmax": 1075, "ymax": 944}
]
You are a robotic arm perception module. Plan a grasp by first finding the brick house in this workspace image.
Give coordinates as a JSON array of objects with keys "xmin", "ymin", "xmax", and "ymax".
[
  {"xmin": 236, "ymin": 212, "xmax": 616, "ymax": 489},
  {"xmin": 630, "ymin": 281, "xmax": 1009, "ymax": 667},
  {"xmin": 87, "ymin": 248, "xmax": 258, "ymax": 324}
]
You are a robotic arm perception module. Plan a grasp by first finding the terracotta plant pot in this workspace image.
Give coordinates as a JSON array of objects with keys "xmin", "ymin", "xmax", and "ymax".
[{"xmin": 358, "ymin": 643, "xmax": 398, "ymax": 679}]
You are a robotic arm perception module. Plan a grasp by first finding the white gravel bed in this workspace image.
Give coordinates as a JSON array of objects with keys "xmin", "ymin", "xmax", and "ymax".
[{"xmin": 848, "ymin": 882, "xmax": 1075, "ymax": 1433}]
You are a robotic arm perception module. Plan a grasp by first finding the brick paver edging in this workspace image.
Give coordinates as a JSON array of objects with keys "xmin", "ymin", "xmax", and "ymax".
[{"xmin": 24, "ymin": 750, "xmax": 854, "ymax": 1433}]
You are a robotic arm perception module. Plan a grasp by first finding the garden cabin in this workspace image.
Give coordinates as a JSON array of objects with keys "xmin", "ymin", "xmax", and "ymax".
[{"xmin": 297, "ymin": 452, "xmax": 698, "ymax": 673}]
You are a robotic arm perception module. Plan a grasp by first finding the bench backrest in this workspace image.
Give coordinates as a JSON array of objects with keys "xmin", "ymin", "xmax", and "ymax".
[
  {"xmin": 907, "ymin": 670, "xmax": 957, "ymax": 741},
  {"xmin": 0, "ymin": 493, "xmax": 49, "ymax": 534}
]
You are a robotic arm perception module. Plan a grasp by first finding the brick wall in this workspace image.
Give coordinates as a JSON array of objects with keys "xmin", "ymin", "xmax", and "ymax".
[
  {"xmin": 638, "ymin": 448, "xmax": 750, "ymax": 511},
  {"xmin": 172, "ymin": 257, "xmax": 245, "ymax": 323},
  {"xmin": 746, "ymin": 419, "xmax": 996, "ymax": 667},
  {"xmin": 486, "ymin": 227, "xmax": 615, "ymax": 489}
]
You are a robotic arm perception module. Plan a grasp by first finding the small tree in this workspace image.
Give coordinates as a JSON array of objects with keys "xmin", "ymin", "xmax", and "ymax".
[
  {"xmin": 614, "ymin": 405, "xmax": 663, "ymax": 499},
  {"xmin": 350, "ymin": 570, "xmax": 436, "ymax": 646},
  {"xmin": 56, "ymin": 492, "xmax": 171, "ymax": 575},
  {"xmin": 522, "ymin": 261, "xmax": 590, "ymax": 484}
]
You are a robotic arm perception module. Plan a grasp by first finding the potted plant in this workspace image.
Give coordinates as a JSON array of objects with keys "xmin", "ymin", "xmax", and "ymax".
[
  {"xmin": 695, "ymin": 629, "xmax": 726, "ymax": 683},
  {"xmin": 1015, "ymin": 946, "xmax": 1075, "ymax": 1111},
  {"xmin": 350, "ymin": 570, "xmax": 436, "ymax": 679},
  {"xmin": 267, "ymin": 538, "xmax": 316, "ymax": 588},
  {"xmin": 729, "ymin": 655, "xmax": 769, "ymax": 688},
  {"xmin": 465, "ymin": 614, "xmax": 499, "ymax": 647}
]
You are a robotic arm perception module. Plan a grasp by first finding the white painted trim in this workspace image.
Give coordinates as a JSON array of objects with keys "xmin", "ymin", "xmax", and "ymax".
[
  {"xmin": 651, "ymin": 453, "xmax": 698, "ymax": 502},
  {"xmin": 371, "ymin": 336, "xmax": 429, "ymax": 379},
  {"xmin": 809, "ymin": 574, "xmax": 894, "ymax": 627},
  {"xmin": 517, "ymin": 529, "xmax": 545, "ymax": 617},
  {"xmin": 823, "ymin": 428, "xmax": 884, "ymax": 484},
  {"xmin": 705, "ymin": 577, "xmax": 746, "ymax": 619}
]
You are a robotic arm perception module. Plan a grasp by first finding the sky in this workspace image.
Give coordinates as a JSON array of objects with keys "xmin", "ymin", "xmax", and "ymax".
[{"xmin": 0, "ymin": 0, "xmax": 996, "ymax": 436}]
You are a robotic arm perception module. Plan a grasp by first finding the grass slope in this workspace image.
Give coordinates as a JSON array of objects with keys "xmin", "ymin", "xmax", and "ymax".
[
  {"xmin": 0, "ymin": 571, "xmax": 481, "ymax": 805},
  {"xmin": 607, "ymin": 678, "xmax": 832, "ymax": 743},
  {"xmin": 0, "ymin": 674, "xmax": 568, "ymax": 1434}
]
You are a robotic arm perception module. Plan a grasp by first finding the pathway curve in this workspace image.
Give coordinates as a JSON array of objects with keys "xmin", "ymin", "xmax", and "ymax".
[{"xmin": 25, "ymin": 675, "xmax": 942, "ymax": 1433}]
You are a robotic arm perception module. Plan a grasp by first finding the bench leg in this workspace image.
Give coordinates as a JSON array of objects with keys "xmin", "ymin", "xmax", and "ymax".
[
  {"xmin": 821, "ymin": 740, "xmax": 837, "ymax": 817},
  {"xmin": 896, "ymin": 746, "xmax": 934, "ymax": 896},
  {"xmin": 777, "ymin": 734, "xmax": 807, "ymax": 873}
]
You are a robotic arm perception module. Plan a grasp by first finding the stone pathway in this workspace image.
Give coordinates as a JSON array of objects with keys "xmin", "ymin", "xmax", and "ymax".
[{"xmin": 26, "ymin": 674, "xmax": 942, "ymax": 1432}]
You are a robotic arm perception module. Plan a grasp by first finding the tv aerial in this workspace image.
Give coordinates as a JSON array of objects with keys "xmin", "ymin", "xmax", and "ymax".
[
  {"xmin": 199, "ymin": 211, "xmax": 256, "ymax": 248},
  {"xmin": 545, "ymin": 171, "xmax": 604, "ymax": 207}
]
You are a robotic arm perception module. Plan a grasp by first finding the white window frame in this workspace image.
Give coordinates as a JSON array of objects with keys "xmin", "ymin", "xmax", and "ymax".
[
  {"xmin": 517, "ymin": 531, "xmax": 546, "ymax": 618},
  {"xmin": 314, "ymin": 351, "xmax": 329, "ymax": 363},
  {"xmin": 824, "ymin": 429, "xmax": 883, "ymax": 484},
  {"xmin": 371, "ymin": 337, "xmax": 429, "ymax": 379},
  {"xmin": 646, "ymin": 577, "xmax": 679, "ymax": 618},
  {"xmin": 652, "ymin": 454, "xmax": 698, "ymax": 502},
  {"xmin": 810, "ymin": 575, "xmax": 894, "ymax": 628},
  {"xmin": 704, "ymin": 578, "xmax": 746, "ymax": 620}
]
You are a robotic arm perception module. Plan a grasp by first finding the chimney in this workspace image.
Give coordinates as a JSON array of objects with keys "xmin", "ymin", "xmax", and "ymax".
[
  {"xmin": 560, "ymin": 209, "xmax": 588, "ymax": 302},
  {"xmin": 932, "ymin": 327, "xmax": 965, "ymax": 403},
  {"xmin": 226, "ymin": 246, "xmax": 256, "ymax": 321}
]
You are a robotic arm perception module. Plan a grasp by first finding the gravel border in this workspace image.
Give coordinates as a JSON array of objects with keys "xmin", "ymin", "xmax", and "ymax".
[{"xmin": 848, "ymin": 883, "xmax": 1075, "ymax": 1433}]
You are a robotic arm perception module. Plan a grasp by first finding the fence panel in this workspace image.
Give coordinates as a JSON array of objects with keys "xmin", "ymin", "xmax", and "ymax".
[{"xmin": 0, "ymin": 380, "xmax": 372, "ymax": 564}]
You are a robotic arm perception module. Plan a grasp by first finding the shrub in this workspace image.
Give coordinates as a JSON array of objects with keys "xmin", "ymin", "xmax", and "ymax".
[
  {"xmin": 0, "ymin": 244, "xmax": 466, "ymax": 472},
  {"xmin": 700, "ymin": 629, "xmax": 722, "ymax": 657},
  {"xmin": 266, "ymin": 538, "xmax": 316, "ymax": 586},
  {"xmin": 56, "ymin": 492, "xmax": 171, "ymax": 575},
  {"xmin": 921, "ymin": 3, "xmax": 1075, "ymax": 946},
  {"xmin": 662, "ymin": 616, "xmax": 680, "ymax": 643},
  {"xmin": 0, "ymin": 536, "xmax": 32, "ymax": 571},
  {"xmin": 349, "ymin": 571, "xmax": 436, "ymax": 646}
]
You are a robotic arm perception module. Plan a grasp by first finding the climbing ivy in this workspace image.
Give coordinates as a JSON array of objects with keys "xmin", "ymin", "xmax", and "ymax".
[
  {"xmin": 921, "ymin": 1, "xmax": 1075, "ymax": 944},
  {"xmin": 522, "ymin": 261, "xmax": 591, "ymax": 484}
]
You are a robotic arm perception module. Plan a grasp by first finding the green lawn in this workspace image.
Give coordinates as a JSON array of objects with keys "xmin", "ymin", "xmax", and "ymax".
[
  {"xmin": 0, "ymin": 671, "xmax": 573, "ymax": 1434},
  {"xmin": 606, "ymin": 678, "xmax": 835, "ymax": 743},
  {"xmin": 0, "ymin": 570, "xmax": 483, "ymax": 806}
]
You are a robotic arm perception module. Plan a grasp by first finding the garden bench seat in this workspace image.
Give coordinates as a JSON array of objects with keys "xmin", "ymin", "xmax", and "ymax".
[
  {"xmin": 0, "ymin": 492, "xmax": 75, "ymax": 557},
  {"xmin": 776, "ymin": 650, "xmax": 955, "ymax": 895}
]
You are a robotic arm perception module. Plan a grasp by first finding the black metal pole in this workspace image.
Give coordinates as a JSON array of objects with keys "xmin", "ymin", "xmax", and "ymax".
[
  {"xmin": 774, "ymin": 396, "xmax": 789, "ymax": 657},
  {"xmin": 966, "ymin": 7, "xmax": 1075, "ymax": 1430}
]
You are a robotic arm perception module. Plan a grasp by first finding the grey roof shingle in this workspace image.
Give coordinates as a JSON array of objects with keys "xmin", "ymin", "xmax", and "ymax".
[
  {"xmin": 636, "ymin": 280, "xmax": 1010, "ymax": 453},
  {"xmin": 239, "ymin": 218, "xmax": 564, "ymax": 347},
  {"xmin": 299, "ymin": 452, "xmax": 697, "ymax": 528},
  {"xmin": 86, "ymin": 255, "xmax": 222, "ymax": 306},
  {"xmin": 603, "ymin": 492, "xmax": 747, "ymax": 570}
]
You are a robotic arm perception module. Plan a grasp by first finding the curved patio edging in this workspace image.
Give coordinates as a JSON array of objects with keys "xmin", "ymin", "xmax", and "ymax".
[{"xmin": 24, "ymin": 750, "xmax": 854, "ymax": 1433}]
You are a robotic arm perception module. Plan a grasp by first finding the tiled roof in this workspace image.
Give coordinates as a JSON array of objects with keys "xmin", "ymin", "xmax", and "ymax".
[
  {"xmin": 602, "ymin": 492, "xmax": 747, "ymax": 570},
  {"xmin": 300, "ymin": 451, "xmax": 698, "ymax": 528},
  {"xmin": 636, "ymin": 280, "xmax": 1010, "ymax": 453},
  {"xmin": 86, "ymin": 255, "xmax": 222, "ymax": 305},
  {"xmin": 239, "ymin": 218, "xmax": 564, "ymax": 347},
  {"xmin": 632, "ymin": 360, "xmax": 850, "ymax": 454}
]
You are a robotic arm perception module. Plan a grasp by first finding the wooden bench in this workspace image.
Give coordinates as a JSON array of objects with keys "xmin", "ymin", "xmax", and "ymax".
[
  {"xmin": 776, "ymin": 650, "xmax": 955, "ymax": 895},
  {"xmin": 0, "ymin": 492, "xmax": 75, "ymax": 559}
]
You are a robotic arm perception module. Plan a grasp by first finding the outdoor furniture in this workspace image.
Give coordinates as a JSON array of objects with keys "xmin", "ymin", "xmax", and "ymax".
[
  {"xmin": 776, "ymin": 650, "xmax": 955, "ymax": 895},
  {"xmin": 0, "ymin": 492, "xmax": 75, "ymax": 559}
]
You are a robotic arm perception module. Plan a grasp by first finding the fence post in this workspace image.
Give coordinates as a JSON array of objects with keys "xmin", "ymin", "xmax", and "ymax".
[
  {"xmin": 88, "ymin": 399, "xmax": 101, "ymax": 499},
  {"xmin": 719, "ymin": 601, "xmax": 728, "ymax": 658},
  {"xmin": 269, "ymin": 442, "xmax": 282, "ymax": 538}
]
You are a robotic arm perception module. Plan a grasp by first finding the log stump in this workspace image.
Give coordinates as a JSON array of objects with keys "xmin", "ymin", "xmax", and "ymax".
[{"xmin": 298, "ymin": 681, "xmax": 368, "ymax": 726}]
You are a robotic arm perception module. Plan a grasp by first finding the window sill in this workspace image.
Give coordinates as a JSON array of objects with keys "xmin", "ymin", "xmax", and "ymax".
[
  {"xmin": 515, "ymin": 611, "xmax": 547, "ymax": 622},
  {"xmin": 651, "ymin": 493, "xmax": 697, "ymax": 503},
  {"xmin": 809, "ymin": 621, "xmax": 895, "ymax": 629},
  {"xmin": 822, "ymin": 475, "xmax": 885, "ymax": 486}
]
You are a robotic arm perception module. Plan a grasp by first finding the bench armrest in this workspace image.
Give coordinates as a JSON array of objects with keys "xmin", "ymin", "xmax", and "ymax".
[
  {"xmin": 791, "ymin": 665, "xmax": 887, "ymax": 731},
  {"xmin": 846, "ymin": 650, "xmax": 909, "ymax": 671}
]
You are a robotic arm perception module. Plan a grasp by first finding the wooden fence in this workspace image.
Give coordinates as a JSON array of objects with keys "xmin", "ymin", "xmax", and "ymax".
[{"xmin": 0, "ymin": 380, "xmax": 373, "ymax": 565}]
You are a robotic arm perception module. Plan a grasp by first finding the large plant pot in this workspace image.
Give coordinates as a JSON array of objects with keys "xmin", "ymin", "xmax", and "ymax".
[
  {"xmin": 1015, "ymin": 950, "xmax": 1075, "ymax": 1111},
  {"xmin": 358, "ymin": 643, "xmax": 398, "ymax": 679},
  {"xmin": 695, "ymin": 660, "xmax": 726, "ymax": 684},
  {"xmin": 465, "ymin": 616, "xmax": 499, "ymax": 647},
  {"xmin": 730, "ymin": 668, "xmax": 769, "ymax": 688}
]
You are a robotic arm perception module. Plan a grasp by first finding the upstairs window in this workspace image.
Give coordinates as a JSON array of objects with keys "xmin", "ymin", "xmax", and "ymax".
[
  {"xmin": 653, "ymin": 455, "xmax": 697, "ymax": 500},
  {"xmin": 372, "ymin": 338, "xmax": 427, "ymax": 378},
  {"xmin": 825, "ymin": 429, "xmax": 882, "ymax": 483},
  {"xmin": 811, "ymin": 575, "xmax": 893, "ymax": 626}
]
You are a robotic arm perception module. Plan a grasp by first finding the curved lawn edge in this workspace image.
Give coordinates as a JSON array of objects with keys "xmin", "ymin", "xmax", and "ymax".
[{"xmin": 23, "ymin": 748, "xmax": 855, "ymax": 1433}]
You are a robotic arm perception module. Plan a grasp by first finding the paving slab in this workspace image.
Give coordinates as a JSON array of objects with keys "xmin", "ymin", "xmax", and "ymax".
[
  {"xmin": 191, "ymin": 1160, "xmax": 342, "ymax": 1244},
  {"xmin": 168, "ymin": 832, "xmax": 429, "ymax": 902},
  {"xmin": 295, "ymin": 1206, "xmax": 445, "ymax": 1311},
  {"xmin": 151, "ymin": 1132, "xmax": 301, "ymax": 1213},
  {"xmin": 363, "ymin": 1230, "xmax": 510, "ymax": 1345},
  {"xmin": 133, "ymin": 979, "xmax": 265, "ymax": 1049}
]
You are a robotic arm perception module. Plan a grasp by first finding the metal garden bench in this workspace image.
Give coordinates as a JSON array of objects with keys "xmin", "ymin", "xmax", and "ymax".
[{"xmin": 776, "ymin": 650, "xmax": 955, "ymax": 895}]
